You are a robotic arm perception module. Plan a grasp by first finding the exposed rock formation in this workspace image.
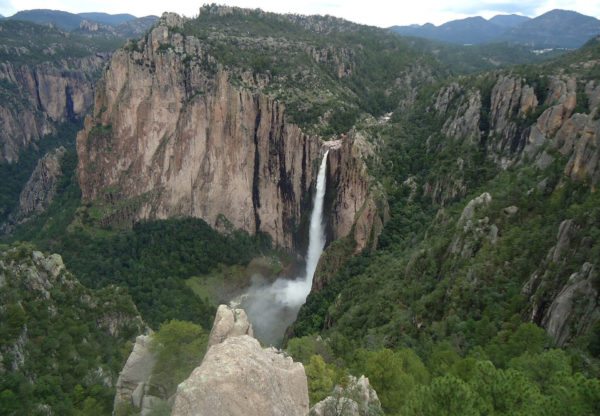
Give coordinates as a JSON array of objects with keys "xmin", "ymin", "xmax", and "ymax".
[
  {"xmin": 0, "ymin": 245, "xmax": 144, "ymax": 409},
  {"xmin": 435, "ymin": 73, "xmax": 600, "ymax": 187},
  {"xmin": 542, "ymin": 263, "xmax": 598, "ymax": 346},
  {"xmin": 113, "ymin": 334, "xmax": 159, "ymax": 416},
  {"xmin": 76, "ymin": 13, "xmax": 384, "ymax": 250},
  {"xmin": 310, "ymin": 375, "xmax": 383, "ymax": 416},
  {"xmin": 171, "ymin": 305, "xmax": 309, "ymax": 416},
  {"xmin": 16, "ymin": 147, "xmax": 66, "ymax": 218},
  {"xmin": 450, "ymin": 192, "xmax": 498, "ymax": 258},
  {"xmin": 207, "ymin": 304, "xmax": 253, "ymax": 347},
  {"xmin": 523, "ymin": 219, "xmax": 600, "ymax": 346},
  {"xmin": 0, "ymin": 56, "xmax": 106, "ymax": 163}
]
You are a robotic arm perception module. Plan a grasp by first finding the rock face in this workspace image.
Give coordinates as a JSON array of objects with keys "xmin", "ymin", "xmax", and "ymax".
[
  {"xmin": 523, "ymin": 220, "xmax": 600, "ymax": 346},
  {"xmin": 0, "ymin": 56, "xmax": 106, "ymax": 163},
  {"xmin": 172, "ymin": 305, "xmax": 309, "ymax": 416},
  {"xmin": 207, "ymin": 304, "xmax": 253, "ymax": 347},
  {"xmin": 435, "ymin": 74, "xmax": 600, "ymax": 185},
  {"xmin": 16, "ymin": 147, "xmax": 66, "ymax": 219},
  {"xmin": 310, "ymin": 375, "xmax": 383, "ymax": 416},
  {"xmin": 76, "ymin": 14, "xmax": 384, "ymax": 251},
  {"xmin": 450, "ymin": 192, "xmax": 498, "ymax": 258},
  {"xmin": 113, "ymin": 334, "xmax": 158, "ymax": 416}
]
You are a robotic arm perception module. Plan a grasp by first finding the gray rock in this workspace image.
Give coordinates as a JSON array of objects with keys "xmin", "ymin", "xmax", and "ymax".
[
  {"xmin": 542, "ymin": 263, "xmax": 599, "ymax": 346},
  {"xmin": 310, "ymin": 375, "xmax": 383, "ymax": 416},
  {"xmin": 171, "ymin": 335, "xmax": 309, "ymax": 416},
  {"xmin": 113, "ymin": 334, "xmax": 157, "ymax": 413},
  {"xmin": 207, "ymin": 304, "xmax": 253, "ymax": 347},
  {"xmin": 503, "ymin": 206, "xmax": 519, "ymax": 216}
]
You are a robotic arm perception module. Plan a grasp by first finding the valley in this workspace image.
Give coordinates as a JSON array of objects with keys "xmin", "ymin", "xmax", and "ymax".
[{"xmin": 0, "ymin": 4, "xmax": 600, "ymax": 416}]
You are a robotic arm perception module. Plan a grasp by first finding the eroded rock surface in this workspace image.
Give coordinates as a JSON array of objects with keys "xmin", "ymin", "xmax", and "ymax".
[
  {"xmin": 76, "ymin": 14, "xmax": 385, "ymax": 251},
  {"xmin": 207, "ymin": 304, "xmax": 253, "ymax": 347},
  {"xmin": 172, "ymin": 304, "xmax": 309, "ymax": 416}
]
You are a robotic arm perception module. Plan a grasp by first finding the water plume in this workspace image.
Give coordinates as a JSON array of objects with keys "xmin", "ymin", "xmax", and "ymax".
[{"xmin": 240, "ymin": 150, "xmax": 330, "ymax": 345}]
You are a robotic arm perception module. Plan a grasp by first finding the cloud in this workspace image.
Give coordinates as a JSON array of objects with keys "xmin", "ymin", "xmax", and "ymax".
[{"xmin": 443, "ymin": 0, "xmax": 540, "ymax": 16}]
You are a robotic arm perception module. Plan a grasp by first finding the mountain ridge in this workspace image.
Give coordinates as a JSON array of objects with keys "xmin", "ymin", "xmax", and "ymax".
[{"xmin": 391, "ymin": 9, "xmax": 600, "ymax": 48}]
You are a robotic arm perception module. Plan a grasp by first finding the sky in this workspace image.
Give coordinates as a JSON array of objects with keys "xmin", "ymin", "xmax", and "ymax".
[{"xmin": 0, "ymin": 0, "xmax": 599, "ymax": 27}]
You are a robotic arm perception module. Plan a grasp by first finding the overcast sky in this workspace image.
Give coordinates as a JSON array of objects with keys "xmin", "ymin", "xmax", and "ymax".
[{"xmin": 1, "ymin": 0, "xmax": 599, "ymax": 27}]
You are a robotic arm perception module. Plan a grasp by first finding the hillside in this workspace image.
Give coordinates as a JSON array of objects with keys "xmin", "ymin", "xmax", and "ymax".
[
  {"xmin": 0, "ymin": 244, "xmax": 145, "ymax": 414},
  {"xmin": 7, "ymin": 9, "xmax": 158, "ymax": 38},
  {"xmin": 0, "ymin": 5, "xmax": 600, "ymax": 415}
]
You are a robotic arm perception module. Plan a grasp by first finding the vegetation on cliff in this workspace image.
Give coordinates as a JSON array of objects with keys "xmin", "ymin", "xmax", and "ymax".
[{"xmin": 2, "ymin": 6, "xmax": 600, "ymax": 415}]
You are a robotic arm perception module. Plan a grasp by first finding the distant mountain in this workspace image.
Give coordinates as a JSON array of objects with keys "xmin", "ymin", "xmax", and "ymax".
[
  {"xmin": 488, "ymin": 14, "xmax": 530, "ymax": 28},
  {"xmin": 501, "ymin": 9, "xmax": 600, "ymax": 48},
  {"xmin": 8, "ymin": 9, "xmax": 158, "ymax": 38},
  {"xmin": 115, "ymin": 15, "xmax": 159, "ymax": 38},
  {"xmin": 433, "ymin": 16, "xmax": 505, "ymax": 44},
  {"xmin": 77, "ymin": 12, "xmax": 136, "ymax": 26},
  {"xmin": 391, "ymin": 9, "xmax": 600, "ymax": 48},
  {"xmin": 11, "ymin": 9, "xmax": 84, "ymax": 30}
]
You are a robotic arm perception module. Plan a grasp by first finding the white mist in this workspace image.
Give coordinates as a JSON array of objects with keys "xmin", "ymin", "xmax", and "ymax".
[{"xmin": 240, "ymin": 150, "xmax": 330, "ymax": 345}]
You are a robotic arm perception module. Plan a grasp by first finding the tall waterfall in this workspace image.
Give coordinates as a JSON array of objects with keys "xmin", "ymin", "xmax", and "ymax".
[
  {"xmin": 303, "ymin": 149, "xmax": 330, "ymax": 291},
  {"xmin": 240, "ymin": 150, "xmax": 330, "ymax": 345}
]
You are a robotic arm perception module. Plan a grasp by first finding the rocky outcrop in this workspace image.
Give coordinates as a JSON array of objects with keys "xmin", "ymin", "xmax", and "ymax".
[
  {"xmin": 310, "ymin": 375, "xmax": 383, "ymax": 416},
  {"xmin": 113, "ymin": 334, "xmax": 159, "ymax": 415},
  {"xmin": 16, "ymin": 147, "xmax": 66, "ymax": 218},
  {"xmin": 0, "ymin": 56, "xmax": 106, "ymax": 163},
  {"xmin": 433, "ymin": 73, "xmax": 600, "ymax": 188},
  {"xmin": 542, "ymin": 263, "xmax": 598, "ymax": 346},
  {"xmin": 207, "ymin": 304, "xmax": 253, "ymax": 347},
  {"xmin": 171, "ymin": 305, "xmax": 309, "ymax": 416},
  {"xmin": 76, "ymin": 14, "xmax": 384, "ymax": 250},
  {"xmin": 0, "ymin": 245, "xmax": 145, "ymax": 412},
  {"xmin": 450, "ymin": 192, "xmax": 498, "ymax": 258},
  {"xmin": 523, "ymin": 219, "xmax": 600, "ymax": 346},
  {"xmin": 325, "ymin": 133, "xmax": 388, "ymax": 252},
  {"xmin": 433, "ymin": 84, "xmax": 481, "ymax": 144}
]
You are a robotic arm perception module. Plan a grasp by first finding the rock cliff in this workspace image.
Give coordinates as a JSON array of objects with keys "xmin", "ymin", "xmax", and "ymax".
[
  {"xmin": 16, "ymin": 147, "xmax": 66, "ymax": 218},
  {"xmin": 171, "ymin": 304, "xmax": 309, "ymax": 416},
  {"xmin": 0, "ymin": 56, "xmax": 106, "ymax": 163},
  {"xmin": 523, "ymin": 219, "xmax": 600, "ymax": 346},
  {"xmin": 76, "ymin": 13, "xmax": 384, "ymax": 250},
  {"xmin": 435, "ymin": 73, "xmax": 600, "ymax": 182}
]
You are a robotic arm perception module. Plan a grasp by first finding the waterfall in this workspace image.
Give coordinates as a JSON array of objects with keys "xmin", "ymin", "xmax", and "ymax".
[
  {"xmin": 239, "ymin": 150, "xmax": 330, "ymax": 345},
  {"xmin": 304, "ymin": 149, "xmax": 329, "ymax": 289}
]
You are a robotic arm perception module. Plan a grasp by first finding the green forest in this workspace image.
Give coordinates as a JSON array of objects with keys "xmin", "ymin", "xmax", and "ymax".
[{"xmin": 1, "ymin": 6, "xmax": 600, "ymax": 416}]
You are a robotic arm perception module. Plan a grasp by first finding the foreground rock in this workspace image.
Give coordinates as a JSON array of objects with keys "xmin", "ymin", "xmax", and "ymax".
[
  {"xmin": 171, "ymin": 304, "xmax": 309, "ymax": 416},
  {"xmin": 113, "ymin": 334, "xmax": 159, "ymax": 416},
  {"xmin": 207, "ymin": 304, "xmax": 253, "ymax": 347}
]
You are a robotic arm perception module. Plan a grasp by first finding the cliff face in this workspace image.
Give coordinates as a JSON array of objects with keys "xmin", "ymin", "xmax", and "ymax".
[
  {"xmin": 77, "ymin": 15, "xmax": 383, "ymax": 250},
  {"xmin": 0, "ymin": 56, "xmax": 106, "ymax": 163},
  {"xmin": 436, "ymin": 73, "xmax": 600, "ymax": 179}
]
